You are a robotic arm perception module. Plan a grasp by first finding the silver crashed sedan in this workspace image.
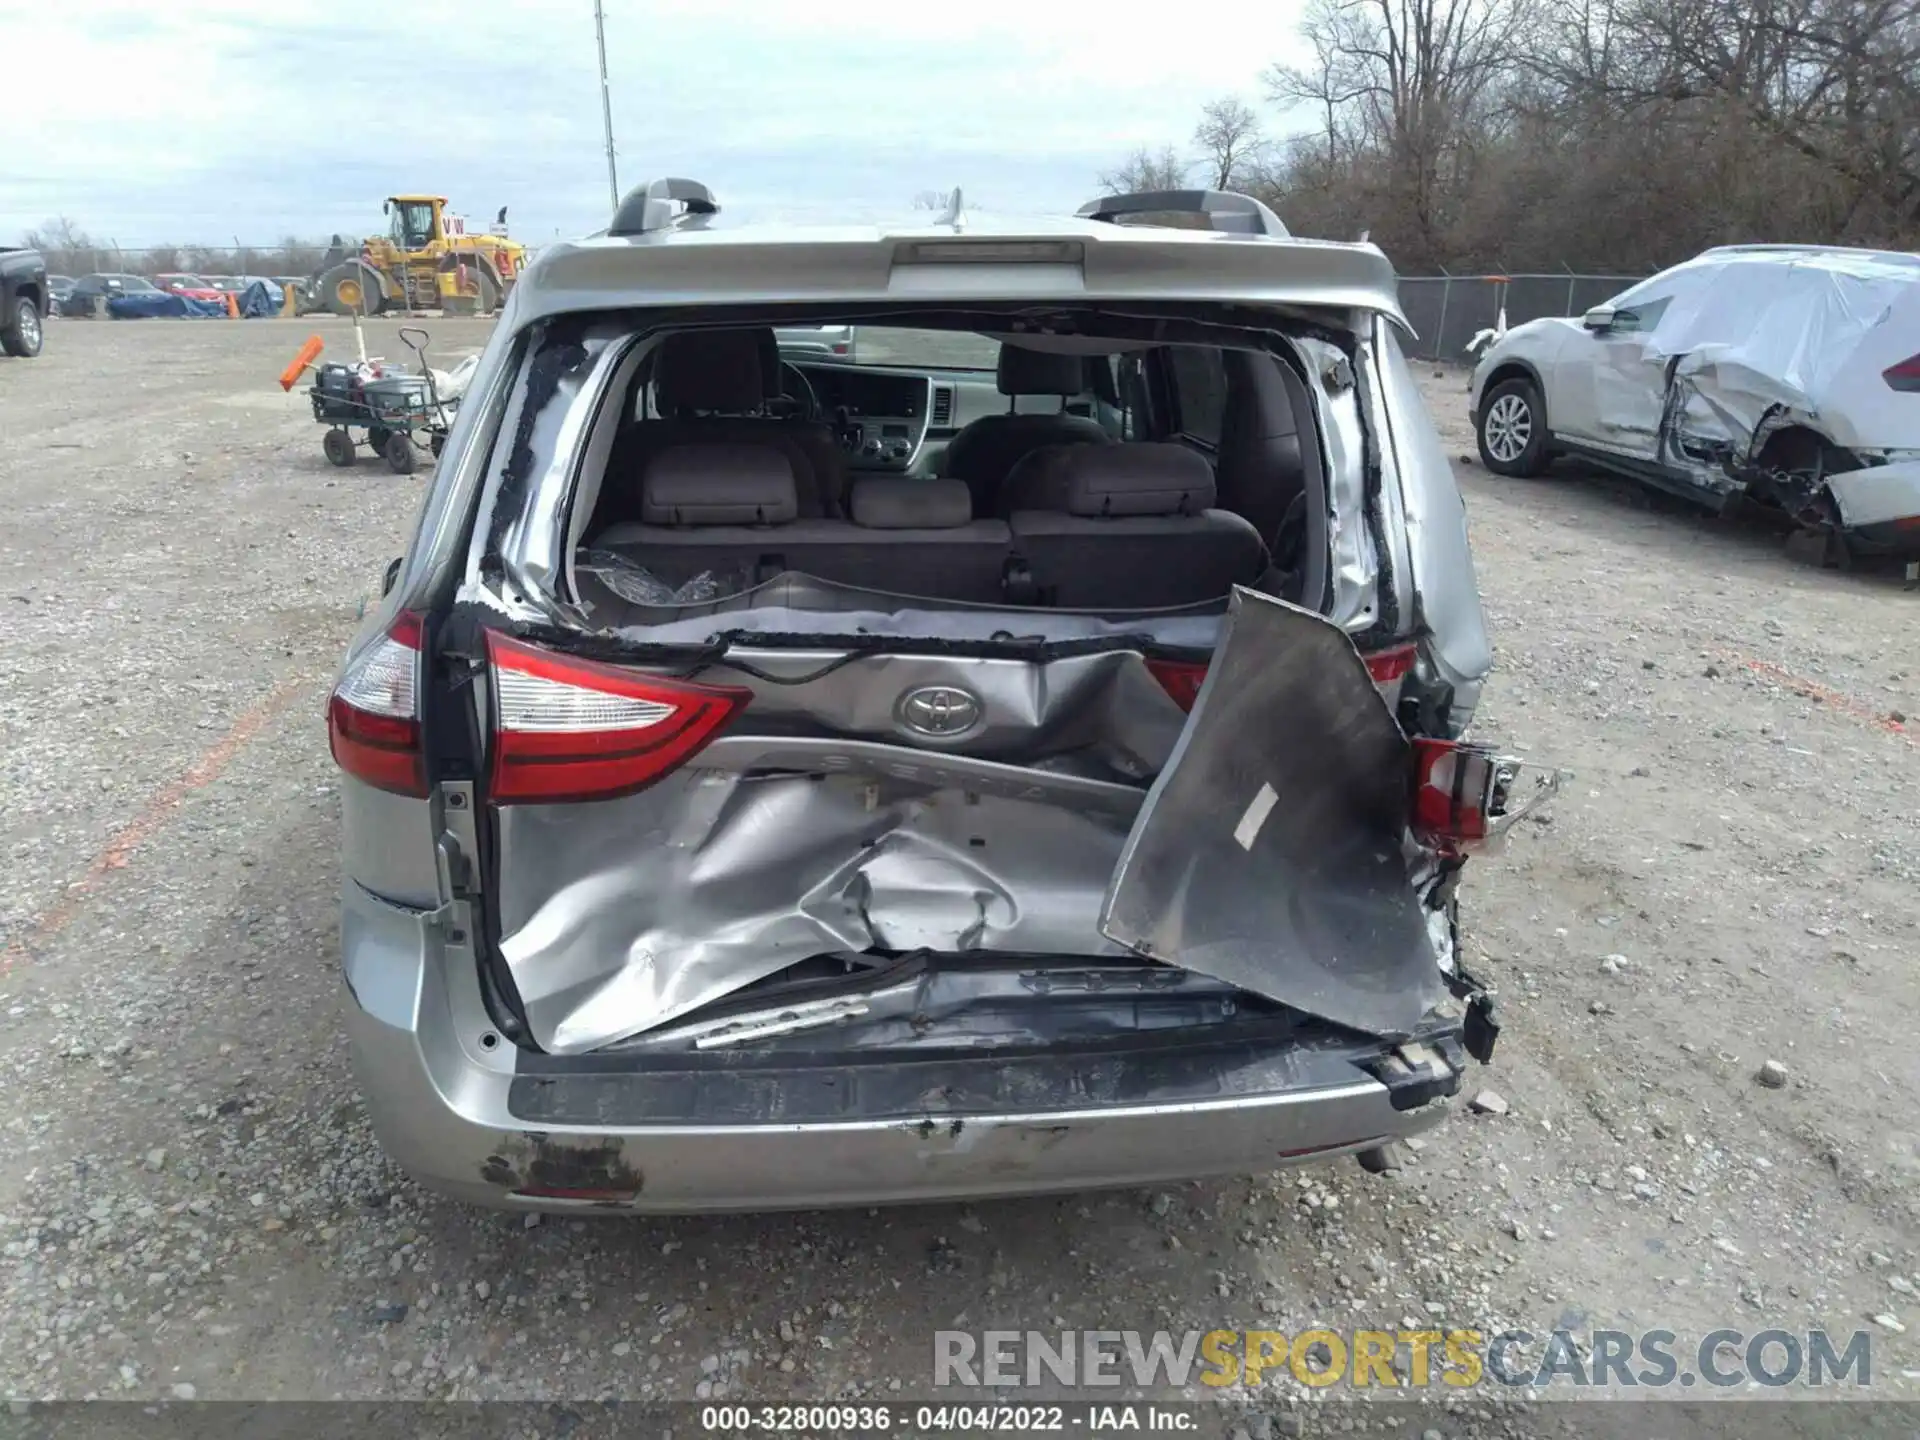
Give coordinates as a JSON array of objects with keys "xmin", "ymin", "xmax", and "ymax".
[{"xmin": 330, "ymin": 179, "xmax": 1552, "ymax": 1213}]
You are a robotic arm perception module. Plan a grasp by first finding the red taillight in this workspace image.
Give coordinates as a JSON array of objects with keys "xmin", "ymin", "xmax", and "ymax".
[
  {"xmin": 1146, "ymin": 657, "xmax": 1208, "ymax": 711},
  {"xmin": 487, "ymin": 632, "xmax": 751, "ymax": 804},
  {"xmin": 328, "ymin": 612, "xmax": 427, "ymax": 797},
  {"xmin": 1146, "ymin": 642, "xmax": 1418, "ymax": 713},
  {"xmin": 1410, "ymin": 737, "xmax": 1491, "ymax": 843},
  {"xmin": 1364, "ymin": 643, "xmax": 1417, "ymax": 685},
  {"xmin": 1884, "ymin": 353, "xmax": 1920, "ymax": 392}
]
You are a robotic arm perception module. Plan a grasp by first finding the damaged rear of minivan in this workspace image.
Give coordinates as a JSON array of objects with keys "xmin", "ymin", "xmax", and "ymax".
[{"xmin": 332, "ymin": 195, "xmax": 1550, "ymax": 1211}]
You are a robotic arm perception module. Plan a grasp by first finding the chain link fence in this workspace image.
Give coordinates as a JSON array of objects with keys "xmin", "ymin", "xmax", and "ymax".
[
  {"xmin": 29, "ymin": 241, "xmax": 544, "ymax": 282},
  {"xmin": 1397, "ymin": 272, "xmax": 1647, "ymax": 363},
  {"xmin": 29, "ymin": 243, "xmax": 334, "ymax": 281}
]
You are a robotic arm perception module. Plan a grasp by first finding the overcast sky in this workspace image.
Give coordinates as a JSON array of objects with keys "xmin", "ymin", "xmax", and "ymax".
[{"xmin": 1, "ymin": 0, "xmax": 1312, "ymax": 247}]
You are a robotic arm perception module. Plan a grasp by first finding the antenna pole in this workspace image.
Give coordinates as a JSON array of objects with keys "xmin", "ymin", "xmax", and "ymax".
[{"xmin": 594, "ymin": 0, "xmax": 619, "ymax": 211}]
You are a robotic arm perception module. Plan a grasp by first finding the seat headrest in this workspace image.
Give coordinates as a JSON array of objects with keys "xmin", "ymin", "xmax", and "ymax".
[
  {"xmin": 849, "ymin": 476, "xmax": 973, "ymax": 530},
  {"xmin": 641, "ymin": 444, "xmax": 799, "ymax": 525},
  {"xmin": 755, "ymin": 328, "xmax": 783, "ymax": 400},
  {"xmin": 1014, "ymin": 443, "xmax": 1218, "ymax": 517},
  {"xmin": 653, "ymin": 330, "xmax": 766, "ymax": 413},
  {"xmin": 997, "ymin": 344, "xmax": 1085, "ymax": 398}
]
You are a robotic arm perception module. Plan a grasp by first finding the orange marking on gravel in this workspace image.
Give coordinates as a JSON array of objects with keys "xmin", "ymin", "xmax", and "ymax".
[
  {"xmin": 1724, "ymin": 652, "xmax": 1915, "ymax": 745},
  {"xmin": 0, "ymin": 674, "xmax": 314, "ymax": 977}
]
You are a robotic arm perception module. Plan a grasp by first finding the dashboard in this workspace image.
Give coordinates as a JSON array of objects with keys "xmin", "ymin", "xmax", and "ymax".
[
  {"xmin": 782, "ymin": 358, "xmax": 1105, "ymax": 477},
  {"xmin": 788, "ymin": 362, "xmax": 937, "ymax": 472}
]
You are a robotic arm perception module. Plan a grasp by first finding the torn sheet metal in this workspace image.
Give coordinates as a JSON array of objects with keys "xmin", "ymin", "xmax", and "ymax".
[
  {"xmin": 490, "ymin": 642, "xmax": 1203, "ymax": 1054},
  {"xmin": 497, "ymin": 769, "xmax": 1134, "ymax": 1053},
  {"xmin": 1823, "ymin": 459, "xmax": 1920, "ymax": 530},
  {"xmin": 1101, "ymin": 587, "xmax": 1443, "ymax": 1039},
  {"xmin": 612, "ymin": 958, "xmax": 1255, "ymax": 1055}
]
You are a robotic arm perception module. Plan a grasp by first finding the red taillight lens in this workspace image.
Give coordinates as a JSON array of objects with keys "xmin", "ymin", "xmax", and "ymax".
[
  {"xmin": 1410, "ymin": 737, "xmax": 1491, "ymax": 843},
  {"xmin": 487, "ymin": 632, "xmax": 751, "ymax": 804},
  {"xmin": 1145, "ymin": 657, "xmax": 1209, "ymax": 711},
  {"xmin": 1146, "ymin": 642, "xmax": 1419, "ymax": 713},
  {"xmin": 1883, "ymin": 353, "xmax": 1920, "ymax": 392},
  {"xmin": 328, "ymin": 612, "xmax": 427, "ymax": 797},
  {"xmin": 1363, "ymin": 642, "xmax": 1417, "ymax": 685}
]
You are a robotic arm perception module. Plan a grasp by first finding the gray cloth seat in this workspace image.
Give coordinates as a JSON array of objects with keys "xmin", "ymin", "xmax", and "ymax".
[
  {"xmin": 608, "ymin": 328, "xmax": 848, "ymax": 520},
  {"xmin": 1002, "ymin": 443, "xmax": 1268, "ymax": 609},
  {"xmin": 940, "ymin": 345, "xmax": 1113, "ymax": 515},
  {"xmin": 595, "ymin": 456, "xmax": 1011, "ymax": 603}
]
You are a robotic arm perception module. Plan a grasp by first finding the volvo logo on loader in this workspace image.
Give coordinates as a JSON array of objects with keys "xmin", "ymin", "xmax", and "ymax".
[{"xmin": 897, "ymin": 685, "xmax": 983, "ymax": 739}]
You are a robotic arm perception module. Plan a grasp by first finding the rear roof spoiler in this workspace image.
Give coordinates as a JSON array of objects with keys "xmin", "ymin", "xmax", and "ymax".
[
  {"xmin": 609, "ymin": 177, "xmax": 720, "ymax": 237},
  {"xmin": 1077, "ymin": 189, "xmax": 1288, "ymax": 239}
]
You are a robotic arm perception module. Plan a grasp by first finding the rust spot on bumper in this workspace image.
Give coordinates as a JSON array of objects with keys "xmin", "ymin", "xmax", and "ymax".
[{"xmin": 482, "ymin": 1134, "xmax": 645, "ymax": 1203}]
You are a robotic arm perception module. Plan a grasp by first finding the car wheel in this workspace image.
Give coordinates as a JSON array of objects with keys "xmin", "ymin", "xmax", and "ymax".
[
  {"xmin": 322, "ymin": 428, "xmax": 357, "ymax": 467},
  {"xmin": 1476, "ymin": 378, "xmax": 1551, "ymax": 477},
  {"xmin": 1, "ymin": 295, "xmax": 43, "ymax": 358}
]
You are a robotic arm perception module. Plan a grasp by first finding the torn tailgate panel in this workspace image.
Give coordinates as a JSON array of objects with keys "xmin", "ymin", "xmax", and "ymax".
[{"xmin": 1101, "ymin": 589, "xmax": 1445, "ymax": 1039}]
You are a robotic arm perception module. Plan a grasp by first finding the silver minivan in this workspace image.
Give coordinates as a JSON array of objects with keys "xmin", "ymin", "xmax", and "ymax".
[{"xmin": 331, "ymin": 181, "xmax": 1548, "ymax": 1212}]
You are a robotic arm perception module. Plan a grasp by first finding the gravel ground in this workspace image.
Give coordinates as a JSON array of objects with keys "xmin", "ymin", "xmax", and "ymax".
[{"xmin": 0, "ymin": 322, "xmax": 1916, "ymax": 1428}]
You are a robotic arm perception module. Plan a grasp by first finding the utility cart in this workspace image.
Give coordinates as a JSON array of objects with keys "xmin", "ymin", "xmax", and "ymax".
[{"xmin": 282, "ymin": 326, "xmax": 455, "ymax": 474}]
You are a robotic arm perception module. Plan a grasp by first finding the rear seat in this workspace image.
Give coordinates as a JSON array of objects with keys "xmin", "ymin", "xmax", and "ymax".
[
  {"xmin": 592, "ymin": 447, "xmax": 1010, "ymax": 602},
  {"xmin": 1000, "ymin": 443, "xmax": 1268, "ymax": 608}
]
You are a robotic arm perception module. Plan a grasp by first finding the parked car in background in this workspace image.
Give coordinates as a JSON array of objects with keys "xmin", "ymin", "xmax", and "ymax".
[
  {"xmin": 57, "ymin": 273, "xmax": 158, "ymax": 315},
  {"xmin": 1470, "ymin": 244, "xmax": 1920, "ymax": 556},
  {"xmin": 154, "ymin": 272, "xmax": 226, "ymax": 303},
  {"xmin": 1, "ymin": 246, "xmax": 49, "ymax": 357},
  {"xmin": 330, "ymin": 179, "xmax": 1549, "ymax": 1213},
  {"xmin": 48, "ymin": 274, "xmax": 75, "ymax": 309},
  {"xmin": 774, "ymin": 322, "xmax": 857, "ymax": 362},
  {"xmin": 273, "ymin": 275, "xmax": 309, "ymax": 306}
]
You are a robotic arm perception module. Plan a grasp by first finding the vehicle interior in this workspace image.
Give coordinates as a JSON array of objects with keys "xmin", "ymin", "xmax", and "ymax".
[{"xmin": 570, "ymin": 317, "xmax": 1329, "ymax": 617}]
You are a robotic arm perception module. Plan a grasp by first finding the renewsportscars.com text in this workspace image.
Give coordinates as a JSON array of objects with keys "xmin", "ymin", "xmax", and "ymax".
[{"xmin": 933, "ymin": 1328, "xmax": 1874, "ymax": 1390}]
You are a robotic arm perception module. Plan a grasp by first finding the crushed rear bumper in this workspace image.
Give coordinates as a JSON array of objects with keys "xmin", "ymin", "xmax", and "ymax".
[{"xmin": 341, "ymin": 880, "xmax": 1463, "ymax": 1213}]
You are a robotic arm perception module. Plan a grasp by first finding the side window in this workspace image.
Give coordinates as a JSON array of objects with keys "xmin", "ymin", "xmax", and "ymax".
[{"xmin": 1166, "ymin": 346, "xmax": 1227, "ymax": 446}]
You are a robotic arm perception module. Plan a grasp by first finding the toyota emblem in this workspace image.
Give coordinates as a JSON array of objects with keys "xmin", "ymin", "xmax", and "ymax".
[{"xmin": 897, "ymin": 684, "xmax": 983, "ymax": 739}]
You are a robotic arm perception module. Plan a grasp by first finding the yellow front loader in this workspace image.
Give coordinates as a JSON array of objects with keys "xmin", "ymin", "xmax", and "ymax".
[{"xmin": 308, "ymin": 194, "xmax": 528, "ymax": 317}]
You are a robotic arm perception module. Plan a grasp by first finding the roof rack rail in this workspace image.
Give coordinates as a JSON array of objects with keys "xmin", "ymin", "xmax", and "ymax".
[
  {"xmin": 608, "ymin": 177, "xmax": 720, "ymax": 237},
  {"xmin": 1076, "ymin": 188, "xmax": 1288, "ymax": 238}
]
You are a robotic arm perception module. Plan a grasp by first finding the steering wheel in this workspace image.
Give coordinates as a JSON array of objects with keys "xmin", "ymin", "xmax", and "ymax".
[{"xmin": 773, "ymin": 361, "xmax": 820, "ymax": 423}]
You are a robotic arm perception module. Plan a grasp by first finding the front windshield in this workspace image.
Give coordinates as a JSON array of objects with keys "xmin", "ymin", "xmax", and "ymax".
[
  {"xmin": 776, "ymin": 325, "xmax": 999, "ymax": 371},
  {"xmin": 390, "ymin": 201, "xmax": 435, "ymax": 248},
  {"xmin": 855, "ymin": 327, "xmax": 998, "ymax": 370}
]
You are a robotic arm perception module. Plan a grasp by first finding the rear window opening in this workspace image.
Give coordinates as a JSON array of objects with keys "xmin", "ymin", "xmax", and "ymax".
[{"xmin": 468, "ymin": 304, "xmax": 1364, "ymax": 644}]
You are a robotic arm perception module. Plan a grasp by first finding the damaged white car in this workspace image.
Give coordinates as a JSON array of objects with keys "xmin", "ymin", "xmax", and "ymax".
[
  {"xmin": 330, "ymin": 179, "xmax": 1550, "ymax": 1212},
  {"xmin": 1470, "ymin": 245, "xmax": 1920, "ymax": 557}
]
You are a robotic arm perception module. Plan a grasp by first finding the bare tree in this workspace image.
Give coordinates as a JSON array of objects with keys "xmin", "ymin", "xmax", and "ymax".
[
  {"xmin": 23, "ymin": 217, "xmax": 102, "ymax": 276},
  {"xmin": 1267, "ymin": 0, "xmax": 1519, "ymax": 265},
  {"xmin": 1097, "ymin": 146, "xmax": 1190, "ymax": 194},
  {"xmin": 1193, "ymin": 98, "xmax": 1265, "ymax": 188}
]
